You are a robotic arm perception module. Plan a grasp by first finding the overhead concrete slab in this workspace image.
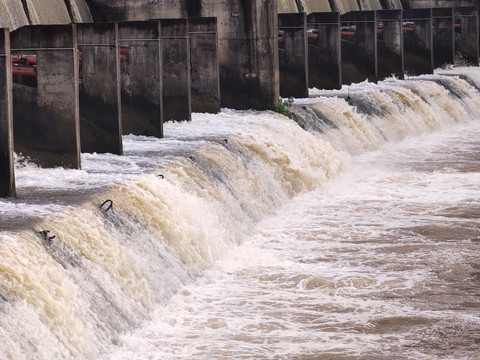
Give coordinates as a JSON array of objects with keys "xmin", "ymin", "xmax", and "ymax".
[{"xmin": 0, "ymin": 0, "xmax": 29, "ymax": 30}]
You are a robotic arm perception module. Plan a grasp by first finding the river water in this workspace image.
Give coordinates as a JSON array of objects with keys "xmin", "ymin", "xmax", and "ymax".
[{"xmin": 1, "ymin": 68, "xmax": 480, "ymax": 359}]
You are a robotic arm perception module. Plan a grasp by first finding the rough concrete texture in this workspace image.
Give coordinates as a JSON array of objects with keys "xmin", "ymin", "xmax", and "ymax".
[
  {"xmin": 341, "ymin": 11, "xmax": 378, "ymax": 85},
  {"xmin": 118, "ymin": 21, "xmax": 163, "ymax": 136},
  {"xmin": 0, "ymin": 0, "xmax": 29, "ymax": 30},
  {"xmin": 278, "ymin": 13, "xmax": 308, "ymax": 98},
  {"xmin": 189, "ymin": 17, "xmax": 221, "ymax": 113},
  {"xmin": 404, "ymin": 8, "xmax": 434, "ymax": 75},
  {"xmin": 0, "ymin": 29, "xmax": 15, "ymax": 197},
  {"xmin": 25, "ymin": 0, "xmax": 71, "ymax": 24},
  {"xmin": 278, "ymin": 0, "xmax": 299, "ymax": 13},
  {"xmin": 11, "ymin": 25, "xmax": 81, "ymax": 168},
  {"xmin": 77, "ymin": 23, "xmax": 122, "ymax": 154},
  {"xmin": 86, "ymin": 0, "xmax": 279, "ymax": 110},
  {"xmin": 67, "ymin": 0, "xmax": 93, "ymax": 22},
  {"xmin": 307, "ymin": 12, "xmax": 342, "ymax": 90},
  {"xmin": 300, "ymin": 0, "xmax": 332, "ymax": 13},
  {"xmin": 455, "ymin": 6, "xmax": 479, "ymax": 65},
  {"xmin": 377, "ymin": 9, "xmax": 404, "ymax": 80},
  {"xmin": 161, "ymin": 19, "xmax": 191, "ymax": 121},
  {"xmin": 433, "ymin": 7, "xmax": 454, "ymax": 68}
]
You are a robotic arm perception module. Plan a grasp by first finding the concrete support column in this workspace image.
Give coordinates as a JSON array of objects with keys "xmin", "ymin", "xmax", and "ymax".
[
  {"xmin": 341, "ymin": 11, "xmax": 377, "ymax": 85},
  {"xmin": 213, "ymin": 0, "xmax": 279, "ymax": 110},
  {"xmin": 433, "ymin": 8, "xmax": 454, "ymax": 69},
  {"xmin": 377, "ymin": 9, "xmax": 404, "ymax": 80},
  {"xmin": 11, "ymin": 25, "xmax": 81, "ymax": 169},
  {"xmin": 161, "ymin": 19, "xmax": 191, "ymax": 122},
  {"xmin": 454, "ymin": 6, "xmax": 479, "ymax": 66},
  {"xmin": 403, "ymin": 8, "xmax": 433, "ymax": 76},
  {"xmin": 0, "ymin": 29, "xmax": 15, "ymax": 197},
  {"xmin": 307, "ymin": 12, "xmax": 341, "ymax": 90},
  {"xmin": 118, "ymin": 21, "xmax": 163, "ymax": 137},
  {"xmin": 188, "ymin": 17, "xmax": 220, "ymax": 113},
  {"xmin": 77, "ymin": 23, "xmax": 122, "ymax": 154},
  {"xmin": 278, "ymin": 13, "xmax": 308, "ymax": 98}
]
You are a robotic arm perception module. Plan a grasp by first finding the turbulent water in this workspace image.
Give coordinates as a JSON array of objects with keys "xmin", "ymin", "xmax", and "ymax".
[{"xmin": 1, "ymin": 67, "xmax": 480, "ymax": 360}]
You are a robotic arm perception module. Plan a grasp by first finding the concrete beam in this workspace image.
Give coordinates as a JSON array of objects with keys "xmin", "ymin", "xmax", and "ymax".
[
  {"xmin": 341, "ymin": 11, "xmax": 377, "ymax": 85},
  {"xmin": 377, "ymin": 9, "xmax": 404, "ymax": 80},
  {"xmin": 118, "ymin": 21, "xmax": 163, "ymax": 137},
  {"xmin": 11, "ymin": 25, "xmax": 81, "ymax": 169},
  {"xmin": 278, "ymin": 13, "xmax": 308, "ymax": 98},
  {"xmin": 433, "ymin": 8, "xmax": 454, "ymax": 69},
  {"xmin": 454, "ymin": 6, "xmax": 479, "ymax": 66},
  {"xmin": 0, "ymin": 28, "xmax": 15, "ymax": 197},
  {"xmin": 188, "ymin": 17, "xmax": 220, "ymax": 113},
  {"xmin": 403, "ymin": 8, "xmax": 434, "ymax": 76},
  {"xmin": 307, "ymin": 12, "xmax": 342, "ymax": 90},
  {"xmin": 160, "ymin": 18, "xmax": 191, "ymax": 121},
  {"xmin": 77, "ymin": 23, "xmax": 122, "ymax": 154}
]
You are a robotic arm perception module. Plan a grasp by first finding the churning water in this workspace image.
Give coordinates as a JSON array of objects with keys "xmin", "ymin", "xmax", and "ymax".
[{"xmin": 1, "ymin": 67, "xmax": 480, "ymax": 360}]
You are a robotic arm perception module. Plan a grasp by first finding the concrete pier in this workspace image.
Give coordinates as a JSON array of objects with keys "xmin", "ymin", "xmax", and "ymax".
[
  {"xmin": 404, "ymin": 8, "xmax": 433, "ymax": 75},
  {"xmin": 77, "ymin": 23, "xmax": 122, "ymax": 154},
  {"xmin": 433, "ymin": 8, "xmax": 454, "ymax": 69},
  {"xmin": 454, "ymin": 6, "xmax": 479, "ymax": 66},
  {"xmin": 377, "ymin": 9, "xmax": 404, "ymax": 80},
  {"xmin": 188, "ymin": 17, "xmax": 220, "ymax": 113},
  {"xmin": 0, "ymin": 28, "xmax": 15, "ymax": 197},
  {"xmin": 11, "ymin": 25, "xmax": 81, "ymax": 169},
  {"xmin": 160, "ymin": 18, "xmax": 191, "ymax": 121},
  {"xmin": 278, "ymin": 13, "xmax": 308, "ymax": 98},
  {"xmin": 341, "ymin": 11, "xmax": 378, "ymax": 85},
  {"xmin": 118, "ymin": 21, "xmax": 163, "ymax": 137},
  {"xmin": 307, "ymin": 12, "xmax": 342, "ymax": 90}
]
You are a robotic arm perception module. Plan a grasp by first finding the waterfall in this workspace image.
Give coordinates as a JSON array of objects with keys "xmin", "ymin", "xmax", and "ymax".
[{"xmin": 1, "ymin": 68, "xmax": 480, "ymax": 359}]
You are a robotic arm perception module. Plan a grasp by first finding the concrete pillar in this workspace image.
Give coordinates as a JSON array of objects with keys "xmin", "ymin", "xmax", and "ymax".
[
  {"xmin": 454, "ymin": 6, "xmax": 479, "ymax": 66},
  {"xmin": 161, "ymin": 18, "xmax": 191, "ymax": 121},
  {"xmin": 341, "ymin": 11, "xmax": 377, "ymax": 85},
  {"xmin": 192, "ymin": 0, "xmax": 279, "ymax": 111},
  {"xmin": 377, "ymin": 9, "xmax": 404, "ymax": 80},
  {"xmin": 118, "ymin": 21, "xmax": 163, "ymax": 137},
  {"xmin": 188, "ymin": 17, "xmax": 220, "ymax": 113},
  {"xmin": 403, "ymin": 8, "xmax": 433, "ymax": 76},
  {"xmin": 433, "ymin": 8, "xmax": 454, "ymax": 69},
  {"xmin": 307, "ymin": 12, "xmax": 341, "ymax": 90},
  {"xmin": 11, "ymin": 25, "xmax": 81, "ymax": 169},
  {"xmin": 0, "ymin": 29, "xmax": 15, "ymax": 197},
  {"xmin": 77, "ymin": 23, "xmax": 122, "ymax": 154},
  {"xmin": 278, "ymin": 13, "xmax": 308, "ymax": 98}
]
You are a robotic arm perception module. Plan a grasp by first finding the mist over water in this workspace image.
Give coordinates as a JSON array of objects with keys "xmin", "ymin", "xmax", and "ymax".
[{"xmin": 1, "ymin": 68, "xmax": 480, "ymax": 359}]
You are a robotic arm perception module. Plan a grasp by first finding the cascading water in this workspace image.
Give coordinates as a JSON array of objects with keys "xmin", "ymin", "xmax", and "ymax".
[{"xmin": 1, "ymin": 68, "xmax": 480, "ymax": 360}]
